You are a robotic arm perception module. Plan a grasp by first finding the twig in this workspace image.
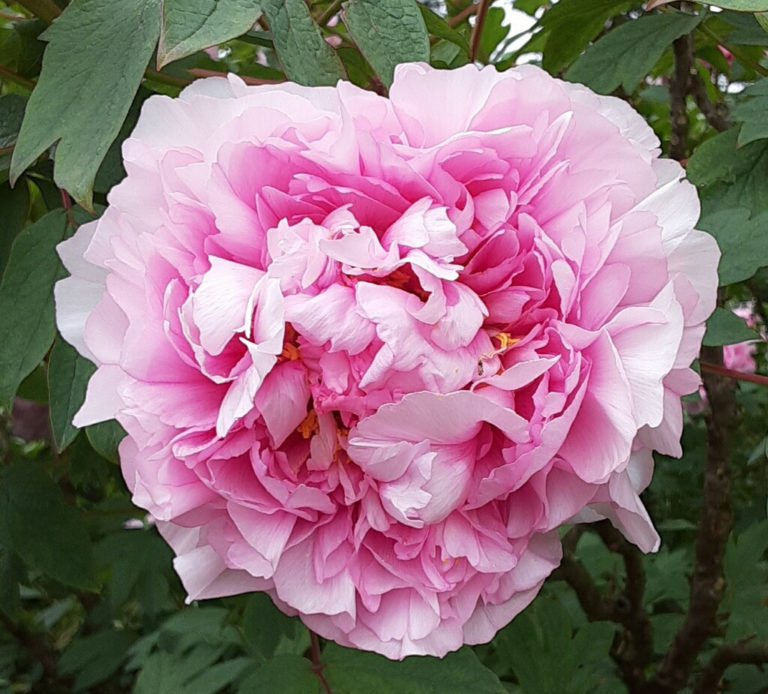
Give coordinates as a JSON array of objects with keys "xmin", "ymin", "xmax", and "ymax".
[
  {"xmin": 693, "ymin": 640, "xmax": 768, "ymax": 694},
  {"xmin": 700, "ymin": 361, "xmax": 768, "ymax": 388},
  {"xmin": 447, "ymin": 3, "xmax": 478, "ymax": 28},
  {"xmin": 318, "ymin": 0, "xmax": 343, "ymax": 26},
  {"xmin": 0, "ymin": 64, "xmax": 35, "ymax": 90},
  {"xmin": 651, "ymin": 342, "xmax": 736, "ymax": 693},
  {"xmin": 469, "ymin": 0, "xmax": 492, "ymax": 62},
  {"xmin": 689, "ymin": 69, "xmax": 730, "ymax": 132},
  {"xmin": 15, "ymin": 0, "xmax": 60, "ymax": 24},
  {"xmin": 309, "ymin": 630, "xmax": 332, "ymax": 694}
]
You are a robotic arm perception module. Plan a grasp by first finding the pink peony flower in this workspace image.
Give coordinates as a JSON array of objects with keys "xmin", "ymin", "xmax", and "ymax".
[{"xmin": 55, "ymin": 63, "xmax": 719, "ymax": 658}]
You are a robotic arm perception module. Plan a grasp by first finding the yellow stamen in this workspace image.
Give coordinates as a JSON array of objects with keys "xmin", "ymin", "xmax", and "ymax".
[
  {"xmin": 297, "ymin": 410, "xmax": 318, "ymax": 439},
  {"xmin": 281, "ymin": 343, "xmax": 300, "ymax": 361},
  {"xmin": 495, "ymin": 332, "xmax": 520, "ymax": 350}
]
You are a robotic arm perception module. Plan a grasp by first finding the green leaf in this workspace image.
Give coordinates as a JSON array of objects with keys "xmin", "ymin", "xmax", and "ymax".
[
  {"xmin": 322, "ymin": 644, "xmax": 506, "ymax": 694},
  {"xmin": 418, "ymin": 4, "xmax": 470, "ymax": 55},
  {"xmin": 698, "ymin": 207, "xmax": 768, "ymax": 285},
  {"xmin": 539, "ymin": 0, "xmax": 636, "ymax": 73},
  {"xmin": 688, "ymin": 129, "xmax": 768, "ymax": 217},
  {"xmin": 242, "ymin": 592, "xmax": 298, "ymax": 659},
  {"xmin": 703, "ymin": 307, "xmax": 757, "ymax": 346},
  {"xmin": 86, "ymin": 420, "xmax": 127, "ymax": 464},
  {"xmin": 565, "ymin": 12, "xmax": 703, "ymax": 94},
  {"xmin": 0, "ymin": 547, "xmax": 23, "ymax": 618},
  {"xmin": 494, "ymin": 596, "xmax": 616, "ymax": 694},
  {"xmin": 59, "ymin": 630, "xmax": 136, "ymax": 691},
  {"xmin": 261, "ymin": 0, "xmax": 345, "ymax": 86},
  {"xmin": 757, "ymin": 12, "xmax": 768, "ymax": 31},
  {"xmin": 159, "ymin": 0, "xmax": 262, "ymax": 68},
  {"xmin": 9, "ymin": 0, "xmax": 162, "ymax": 209},
  {"xmin": 343, "ymin": 0, "xmax": 429, "ymax": 87},
  {"xmin": 0, "ymin": 462, "xmax": 95, "ymax": 589},
  {"xmin": 0, "ymin": 180, "xmax": 29, "ymax": 277},
  {"xmin": 0, "ymin": 210, "xmax": 70, "ymax": 408},
  {"xmin": 48, "ymin": 337, "xmax": 96, "ymax": 452},
  {"xmin": 733, "ymin": 78, "xmax": 768, "ymax": 145},
  {"xmin": 0, "ymin": 93, "xmax": 26, "ymax": 149},
  {"xmin": 239, "ymin": 655, "xmax": 322, "ymax": 694}
]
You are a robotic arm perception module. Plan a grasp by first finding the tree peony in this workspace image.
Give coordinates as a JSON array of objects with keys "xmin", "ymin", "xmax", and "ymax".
[{"xmin": 55, "ymin": 63, "xmax": 719, "ymax": 658}]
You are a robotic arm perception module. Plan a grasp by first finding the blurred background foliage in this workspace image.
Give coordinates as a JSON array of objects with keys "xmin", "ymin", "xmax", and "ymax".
[{"xmin": 1, "ymin": 0, "xmax": 768, "ymax": 692}]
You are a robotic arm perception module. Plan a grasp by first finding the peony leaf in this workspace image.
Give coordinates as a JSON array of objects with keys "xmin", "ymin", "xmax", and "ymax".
[
  {"xmin": 688, "ymin": 129, "xmax": 768, "ymax": 218},
  {"xmin": 698, "ymin": 207, "xmax": 768, "ymax": 286},
  {"xmin": 238, "ymin": 655, "xmax": 322, "ymax": 693},
  {"xmin": 322, "ymin": 644, "xmax": 507, "ymax": 693},
  {"xmin": 417, "ymin": 3, "xmax": 470, "ymax": 55},
  {"xmin": 47, "ymin": 337, "xmax": 96, "ymax": 452},
  {"xmin": 703, "ymin": 307, "xmax": 757, "ymax": 346},
  {"xmin": 261, "ymin": 0, "xmax": 345, "ymax": 86},
  {"xmin": 343, "ymin": 0, "xmax": 430, "ymax": 88},
  {"xmin": 565, "ymin": 12, "xmax": 703, "ymax": 94},
  {"xmin": 158, "ymin": 0, "xmax": 262, "ymax": 68},
  {"xmin": 9, "ymin": 0, "xmax": 162, "ymax": 210},
  {"xmin": 539, "ymin": 0, "xmax": 637, "ymax": 73},
  {"xmin": 733, "ymin": 78, "xmax": 768, "ymax": 145},
  {"xmin": 0, "ymin": 210, "xmax": 69, "ymax": 409},
  {"xmin": 86, "ymin": 420, "xmax": 127, "ymax": 464},
  {"xmin": 0, "ymin": 462, "xmax": 96, "ymax": 589},
  {"xmin": 0, "ymin": 180, "xmax": 29, "ymax": 277}
]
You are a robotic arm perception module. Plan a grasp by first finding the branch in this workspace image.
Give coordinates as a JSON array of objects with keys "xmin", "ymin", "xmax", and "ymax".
[
  {"xmin": 700, "ymin": 361, "xmax": 768, "ymax": 388},
  {"xmin": 689, "ymin": 70, "xmax": 730, "ymax": 132},
  {"xmin": 447, "ymin": 3, "xmax": 477, "ymax": 28},
  {"xmin": 669, "ymin": 32, "xmax": 692, "ymax": 160},
  {"xmin": 15, "ymin": 0, "xmax": 61, "ymax": 24},
  {"xmin": 594, "ymin": 521, "xmax": 653, "ymax": 671},
  {"xmin": 651, "ymin": 342, "xmax": 736, "ymax": 692},
  {"xmin": 693, "ymin": 640, "xmax": 768, "ymax": 694},
  {"xmin": 469, "ymin": 0, "xmax": 492, "ymax": 62}
]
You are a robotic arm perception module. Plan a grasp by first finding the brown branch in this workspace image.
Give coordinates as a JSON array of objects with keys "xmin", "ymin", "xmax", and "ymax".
[
  {"xmin": 669, "ymin": 32, "xmax": 692, "ymax": 160},
  {"xmin": 693, "ymin": 640, "xmax": 768, "ymax": 694},
  {"xmin": 651, "ymin": 342, "xmax": 736, "ymax": 693},
  {"xmin": 469, "ymin": 0, "xmax": 492, "ymax": 61},
  {"xmin": 689, "ymin": 70, "xmax": 730, "ymax": 133},
  {"xmin": 309, "ymin": 630, "xmax": 332, "ymax": 694},
  {"xmin": 700, "ymin": 361, "xmax": 768, "ymax": 388},
  {"xmin": 15, "ymin": 0, "xmax": 60, "ymax": 24},
  {"xmin": 447, "ymin": 3, "xmax": 477, "ymax": 28}
]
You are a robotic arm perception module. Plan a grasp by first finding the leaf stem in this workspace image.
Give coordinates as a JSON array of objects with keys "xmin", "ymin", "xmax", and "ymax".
[
  {"xmin": 15, "ymin": 0, "xmax": 61, "ymax": 24},
  {"xmin": 447, "ymin": 3, "xmax": 477, "ymax": 28},
  {"xmin": 143, "ymin": 69, "xmax": 192, "ymax": 88},
  {"xmin": 309, "ymin": 630, "xmax": 332, "ymax": 694},
  {"xmin": 469, "ymin": 0, "xmax": 492, "ymax": 62},
  {"xmin": 0, "ymin": 65, "xmax": 35, "ymax": 90}
]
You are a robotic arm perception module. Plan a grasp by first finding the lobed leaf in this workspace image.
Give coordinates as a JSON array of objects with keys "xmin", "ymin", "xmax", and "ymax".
[
  {"xmin": 159, "ymin": 0, "xmax": 263, "ymax": 68},
  {"xmin": 261, "ymin": 0, "xmax": 345, "ymax": 86},
  {"xmin": 10, "ymin": 0, "xmax": 162, "ymax": 209},
  {"xmin": 343, "ymin": 0, "xmax": 430, "ymax": 87},
  {"xmin": 0, "ymin": 210, "xmax": 70, "ymax": 408},
  {"xmin": 565, "ymin": 12, "xmax": 703, "ymax": 94},
  {"xmin": 703, "ymin": 306, "xmax": 757, "ymax": 346}
]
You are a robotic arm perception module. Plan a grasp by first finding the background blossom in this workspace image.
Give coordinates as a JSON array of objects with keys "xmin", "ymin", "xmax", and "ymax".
[{"xmin": 56, "ymin": 63, "xmax": 719, "ymax": 658}]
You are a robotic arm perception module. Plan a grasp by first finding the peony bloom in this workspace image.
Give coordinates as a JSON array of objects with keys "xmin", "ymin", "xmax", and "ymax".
[{"xmin": 55, "ymin": 63, "xmax": 719, "ymax": 658}]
